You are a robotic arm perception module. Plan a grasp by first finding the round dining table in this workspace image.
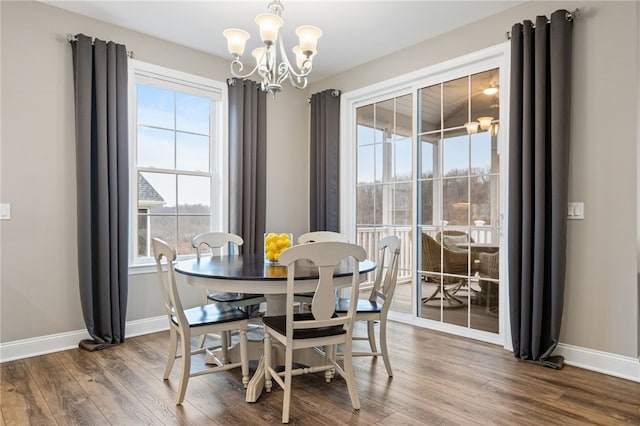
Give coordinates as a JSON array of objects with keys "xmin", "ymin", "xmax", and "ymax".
[
  {"xmin": 175, "ymin": 253, "xmax": 376, "ymax": 314},
  {"xmin": 174, "ymin": 252, "xmax": 376, "ymax": 402}
]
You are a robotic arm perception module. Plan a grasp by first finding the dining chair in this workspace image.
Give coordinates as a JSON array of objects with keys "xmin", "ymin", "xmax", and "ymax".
[
  {"xmin": 295, "ymin": 231, "xmax": 351, "ymax": 307},
  {"xmin": 335, "ymin": 235, "xmax": 400, "ymax": 377},
  {"xmin": 192, "ymin": 232, "xmax": 267, "ymax": 349},
  {"xmin": 297, "ymin": 231, "xmax": 350, "ymax": 244},
  {"xmin": 151, "ymin": 238, "xmax": 250, "ymax": 405},
  {"xmin": 192, "ymin": 232, "xmax": 265, "ymax": 312},
  {"xmin": 262, "ymin": 241, "xmax": 366, "ymax": 423}
]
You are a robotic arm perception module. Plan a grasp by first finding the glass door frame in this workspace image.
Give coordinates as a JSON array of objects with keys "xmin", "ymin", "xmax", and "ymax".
[{"xmin": 339, "ymin": 43, "xmax": 512, "ymax": 349}]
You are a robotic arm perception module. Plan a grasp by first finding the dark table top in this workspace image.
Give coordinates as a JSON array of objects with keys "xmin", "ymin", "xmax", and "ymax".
[{"xmin": 175, "ymin": 253, "xmax": 376, "ymax": 281}]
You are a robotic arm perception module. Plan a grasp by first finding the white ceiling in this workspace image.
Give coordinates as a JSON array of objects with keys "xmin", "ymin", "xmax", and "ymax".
[{"xmin": 44, "ymin": 0, "xmax": 524, "ymax": 80}]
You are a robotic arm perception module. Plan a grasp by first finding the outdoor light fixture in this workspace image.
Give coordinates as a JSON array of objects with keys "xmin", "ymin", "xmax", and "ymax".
[
  {"xmin": 483, "ymin": 85, "xmax": 498, "ymax": 95},
  {"xmin": 477, "ymin": 116, "xmax": 494, "ymax": 131},
  {"xmin": 465, "ymin": 121, "xmax": 479, "ymax": 134}
]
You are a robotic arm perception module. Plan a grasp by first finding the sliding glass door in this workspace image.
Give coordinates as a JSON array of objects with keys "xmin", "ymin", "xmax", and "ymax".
[
  {"xmin": 417, "ymin": 69, "xmax": 501, "ymax": 333},
  {"xmin": 350, "ymin": 58, "xmax": 504, "ymax": 339}
]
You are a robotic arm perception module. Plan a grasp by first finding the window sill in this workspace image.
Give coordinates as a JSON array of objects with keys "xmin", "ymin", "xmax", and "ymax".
[
  {"xmin": 128, "ymin": 263, "xmax": 156, "ymax": 275},
  {"xmin": 128, "ymin": 254, "xmax": 197, "ymax": 275}
]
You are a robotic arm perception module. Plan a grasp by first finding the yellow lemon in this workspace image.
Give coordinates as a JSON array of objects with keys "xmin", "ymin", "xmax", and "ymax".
[
  {"xmin": 279, "ymin": 233, "xmax": 290, "ymax": 242},
  {"xmin": 266, "ymin": 249, "xmax": 276, "ymax": 261}
]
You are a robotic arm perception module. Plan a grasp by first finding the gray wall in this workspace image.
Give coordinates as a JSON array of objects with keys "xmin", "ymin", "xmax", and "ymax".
[
  {"xmin": 0, "ymin": 1, "xmax": 309, "ymax": 342},
  {"xmin": 1, "ymin": 0, "xmax": 638, "ymax": 364},
  {"xmin": 308, "ymin": 1, "xmax": 639, "ymax": 359}
]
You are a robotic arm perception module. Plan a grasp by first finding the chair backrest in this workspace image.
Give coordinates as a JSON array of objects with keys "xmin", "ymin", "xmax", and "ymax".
[
  {"xmin": 369, "ymin": 236, "xmax": 401, "ymax": 310},
  {"xmin": 278, "ymin": 242, "xmax": 367, "ymax": 336},
  {"xmin": 479, "ymin": 251, "xmax": 499, "ymax": 279},
  {"xmin": 421, "ymin": 233, "xmax": 468, "ymax": 278},
  {"xmin": 192, "ymin": 232, "xmax": 244, "ymax": 260},
  {"xmin": 436, "ymin": 230, "xmax": 474, "ymax": 253},
  {"xmin": 152, "ymin": 238, "xmax": 188, "ymax": 329},
  {"xmin": 297, "ymin": 231, "xmax": 349, "ymax": 244}
]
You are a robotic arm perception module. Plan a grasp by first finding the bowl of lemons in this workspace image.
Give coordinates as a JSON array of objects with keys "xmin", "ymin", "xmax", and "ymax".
[{"xmin": 264, "ymin": 232, "xmax": 293, "ymax": 263}]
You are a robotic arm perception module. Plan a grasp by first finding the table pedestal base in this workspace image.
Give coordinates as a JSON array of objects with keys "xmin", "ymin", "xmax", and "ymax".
[{"xmin": 205, "ymin": 338, "xmax": 331, "ymax": 402}]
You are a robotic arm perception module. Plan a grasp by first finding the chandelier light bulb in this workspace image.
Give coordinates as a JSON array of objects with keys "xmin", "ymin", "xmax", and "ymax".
[
  {"xmin": 255, "ymin": 13, "xmax": 283, "ymax": 45},
  {"xmin": 293, "ymin": 45, "xmax": 315, "ymax": 69},
  {"xmin": 295, "ymin": 25, "xmax": 322, "ymax": 54},
  {"xmin": 223, "ymin": 28, "xmax": 250, "ymax": 56},
  {"xmin": 252, "ymin": 47, "xmax": 267, "ymax": 67}
]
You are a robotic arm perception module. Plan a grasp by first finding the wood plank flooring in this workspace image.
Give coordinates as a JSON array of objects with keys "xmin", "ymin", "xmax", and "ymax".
[{"xmin": 1, "ymin": 321, "xmax": 639, "ymax": 425}]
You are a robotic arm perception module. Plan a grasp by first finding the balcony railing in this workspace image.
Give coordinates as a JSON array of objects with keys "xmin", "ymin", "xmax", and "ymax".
[{"xmin": 355, "ymin": 226, "xmax": 496, "ymax": 285}]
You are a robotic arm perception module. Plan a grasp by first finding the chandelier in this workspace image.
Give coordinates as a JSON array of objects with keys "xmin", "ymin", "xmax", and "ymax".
[{"xmin": 222, "ymin": 0, "xmax": 322, "ymax": 97}]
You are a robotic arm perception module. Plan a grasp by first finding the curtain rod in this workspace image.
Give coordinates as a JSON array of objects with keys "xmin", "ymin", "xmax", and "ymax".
[
  {"xmin": 307, "ymin": 89, "xmax": 341, "ymax": 103},
  {"xmin": 505, "ymin": 8, "xmax": 580, "ymax": 40},
  {"xmin": 66, "ymin": 34, "xmax": 135, "ymax": 58}
]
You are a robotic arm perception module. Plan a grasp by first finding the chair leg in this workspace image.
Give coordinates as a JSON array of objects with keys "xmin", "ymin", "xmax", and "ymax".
[
  {"xmin": 324, "ymin": 345, "xmax": 335, "ymax": 382},
  {"xmin": 264, "ymin": 333, "xmax": 272, "ymax": 393},
  {"xmin": 239, "ymin": 327, "xmax": 249, "ymax": 388},
  {"xmin": 379, "ymin": 317, "xmax": 392, "ymax": 377},
  {"xmin": 342, "ymin": 339, "xmax": 361, "ymax": 410},
  {"xmin": 282, "ymin": 345, "xmax": 294, "ymax": 423},
  {"xmin": 422, "ymin": 282, "xmax": 465, "ymax": 308},
  {"xmin": 367, "ymin": 320, "xmax": 377, "ymax": 353},
  {"xmin": 164, "ymin": 327, "xmax": 178, "ymax": 380},
  {"xmin": 175, "ymin": 333, "xmax": 191, "ymax": 405}
]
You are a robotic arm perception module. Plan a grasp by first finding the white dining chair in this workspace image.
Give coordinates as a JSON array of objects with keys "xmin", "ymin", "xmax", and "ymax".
[
  {"xmin": 192, "ymin": 232, "xmax": 267, "ymax": 349},
  {"xmin": 192, "ymin": 232, "xmax": 266, "ymax": 312},
  {"xmin": 262, "ymin": 241, "xmax": 366, "ymax": 423},
  {"xmin": 335, "ymin": 235, "xmax": 401, "ymax": 377},
  {"xmin": 297, "ymin": 230, "xmax": 350, "ymax": 244},
  {"xmin": 295, "ymin": 231, "xmax": 351, "ymax": 307},
  {"xmin": 152, "ymin": 238, "xmax": 250, "ymax": 405}
]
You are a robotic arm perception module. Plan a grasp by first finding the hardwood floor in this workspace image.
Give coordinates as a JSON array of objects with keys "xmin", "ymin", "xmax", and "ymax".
[{"xmin": 2, "ymin": 321, "xmax": 639, "ymax": 425}]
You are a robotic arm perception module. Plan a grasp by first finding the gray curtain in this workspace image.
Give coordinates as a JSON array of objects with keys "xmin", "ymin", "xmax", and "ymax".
[
  {"xmin": 309, "ymin": 89, "xmax": 341, "ymax": 232},
  {"xmin": 71, "ymin": 34, "xmax": 129, "ymax": 351},
  {"xmin": 507, "ymin": 10, "xmax": 573, "ymax": 369},
  {"xmin": 228, "ymin": 79, "xmax": 267, "ymax": 254}
]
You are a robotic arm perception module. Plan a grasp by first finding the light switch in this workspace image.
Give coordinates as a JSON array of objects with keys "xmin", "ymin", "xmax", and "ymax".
[
  {"xmin": 0, "ymin": 203, "xmax": 10, "ymax": 220},
  {"xmin": 567, "ymin": 202, "xmax": 584, "ymax": 220}
]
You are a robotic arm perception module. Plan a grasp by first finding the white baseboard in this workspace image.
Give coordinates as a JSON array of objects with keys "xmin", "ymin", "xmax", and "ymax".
[
  {"xmin": 0, "ymin": 316, "xmax": 168, "ymax": 363},
  {"xmin": 555, "ymin": 342, "xmax": 640, "ymax": 383},
  {"xmin": 1, "ymin": 317, "xmax": 638, "ymax": 384}
]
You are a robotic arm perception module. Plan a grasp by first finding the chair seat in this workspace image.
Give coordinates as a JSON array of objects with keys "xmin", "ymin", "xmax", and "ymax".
[
  {"xmin": 172, "ymin": 303, "xmax": 249, "ymax": 328},
  {"xmin": 207, "ymin": 292, "xmax": 263, "ymax": 303},
  {"xmin": 263, "ymin": 313, "xmax": 346, "ymax": 339},
  {"xmin": 335, "ymin": 298, "xmax": 383, "ymax": 313}
]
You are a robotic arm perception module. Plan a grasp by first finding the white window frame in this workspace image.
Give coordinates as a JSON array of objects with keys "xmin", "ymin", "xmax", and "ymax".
[
  {"xmin": 127, "ymin": 59, "xmax": 228, "ymax": 274},
  {"xmin": 340, "ymin": 43, "xmax": 511, "ymax": 349}
]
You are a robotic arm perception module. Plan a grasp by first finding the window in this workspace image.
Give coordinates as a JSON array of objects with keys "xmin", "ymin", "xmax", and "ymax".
[{"xmin": 129, "ymin": 61, "xmax": 227, "ymax": 266}]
